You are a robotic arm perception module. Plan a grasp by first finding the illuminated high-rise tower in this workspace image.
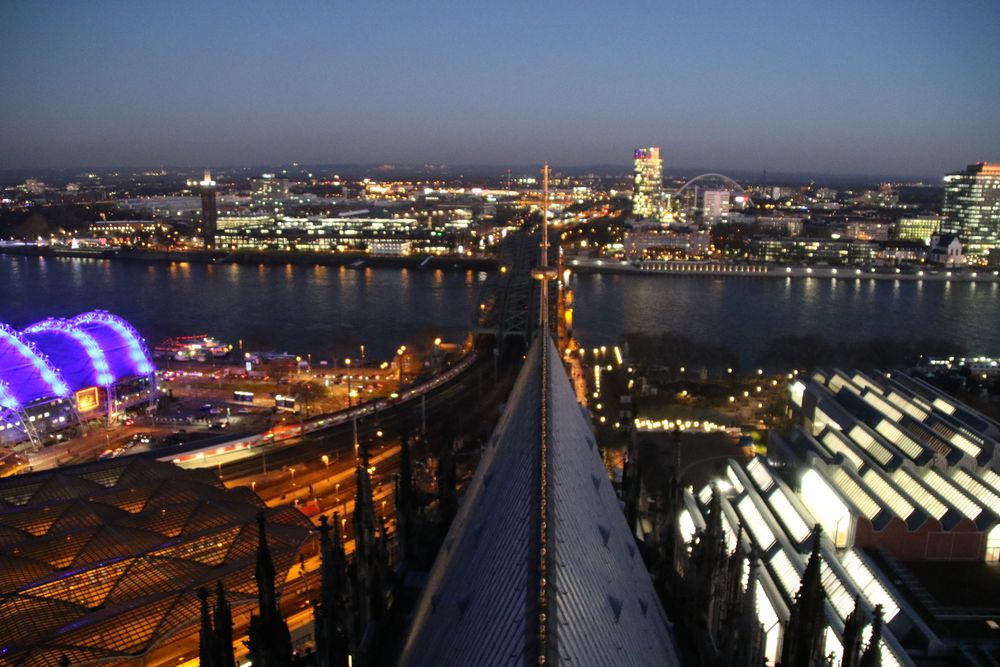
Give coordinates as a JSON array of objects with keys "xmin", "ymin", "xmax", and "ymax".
[
  {"xmin": 633, "ymin": 147, "xmax": 663, "ymax": 220},
  {"xmin": 188, "ymin": 170, "xmax": 218, "ymax": 248},
  {"xmin": 943, "ymin": 162, "xmax": 1000, "ymax": 256}
]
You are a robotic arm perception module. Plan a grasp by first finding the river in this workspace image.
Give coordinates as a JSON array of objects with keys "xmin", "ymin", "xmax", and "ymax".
[{"xmin": 1, "ymin": 255, "xmax": 997, "ymax": 363}]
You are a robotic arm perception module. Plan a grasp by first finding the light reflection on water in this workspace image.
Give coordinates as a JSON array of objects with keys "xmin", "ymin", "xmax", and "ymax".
[
  {"xmin": 569, "ymin": 272, "xmax": 999, "ymax": 362},
  {"xmin": 0, "ymin": 256, "xmax": 485, "ymax": 360},
  {"xmin": 1, "ymin": 256, "xmax": 997, "ymax": 363}
]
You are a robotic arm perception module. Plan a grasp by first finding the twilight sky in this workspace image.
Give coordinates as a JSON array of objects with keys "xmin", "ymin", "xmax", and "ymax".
[{"xmin": 2, "ymin": 0, "xmax": 998, "ymax": 177}]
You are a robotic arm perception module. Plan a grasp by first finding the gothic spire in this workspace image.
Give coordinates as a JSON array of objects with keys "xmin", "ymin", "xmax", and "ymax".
[
  {"xmin": 397, "ymin": 426, "xmax": 416, "ymax": 560},
  {"xmin": 840, "ymin": 596, "xmax": 865, "ymax": 667},
  {"xmin": 780, "ymin": 525, "xmax": 827, "ymax": 667},
  {"xmin": 214, "ymin": 580, "xmax": 236, "ymax": 667},
  {"xmin": 198, "ymin": 587, "xmax": 219, "ymax": 667},
  {"xmin": 315, "ymin": 513, "xmax": 351, "ymax": 667},
  {"xmin": 247, "ymin": 512, "xmax": 293, "ymax": 667},
  {"xmin": 858, "ymin": 605, "xmax": 884, "ymax": 667},
  {"xmin": 318, "ymin": 513, "xmax": 337, "ymax": 611},
  {"xmin": 728, "ymin": 548, "xmax": 766, "ymax": 667},
  {"xmin": 354, "ymin": 444, "xmax": 381, "ymax": 637},
  {"xmin": 255, "ymin": 511, "xmax": 277, "ymax": 613},
  {"xmin": 399, "ymin": 426, "xmax": 415, "ymax": 511},
  {"xmin": 437, "ymin": 440, "xmax": 457, "ymax": 527},
  {"xmin": 330, "ymin": 511, "xmax": 348, "ymax": 590}
]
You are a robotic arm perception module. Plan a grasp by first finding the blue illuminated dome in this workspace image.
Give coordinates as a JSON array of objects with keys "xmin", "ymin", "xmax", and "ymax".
[
  {"xmin": 22, "ymin": 319, "xmax": 116, "ymax": 389},
  {"xmin": 0, "ymin": 324, "xmax": 70, "ymax": 407},
  {"xmin": 70, "ymin": 311, "xmax": 155, "ymax": 378},
  {"xmin": 0, "ymin": 378, "xmax": 21, "ymax": 410},
  {"xmin": 0, "ymin": 311, "xmax": 154, "ymax": 407}
]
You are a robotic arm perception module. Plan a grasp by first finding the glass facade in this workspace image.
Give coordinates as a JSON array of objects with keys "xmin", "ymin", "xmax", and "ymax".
[
  {"xmin": 0, "ymin": 457, "xmax": 314, "ymax": 664},
  {"xmin": 896, "ymin": 215, "xmax": 941, "ymax": 244},
  {"xmin": 943, "ymin": 162, "xmax": 1000, "ymax": 256},
  {"xmin": 632, "ymin": 147, "xmax": 663, "ymax": 219}
]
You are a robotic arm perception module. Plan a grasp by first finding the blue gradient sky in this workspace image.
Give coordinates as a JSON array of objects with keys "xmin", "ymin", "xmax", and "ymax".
[{"xmin": 2, "ymin": 0, "xmax": 998, "ymax": 176}]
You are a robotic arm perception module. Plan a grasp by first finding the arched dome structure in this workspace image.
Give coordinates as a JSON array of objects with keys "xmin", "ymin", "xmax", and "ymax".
[
  {"xmin": 0, "ymin": 311, "xmax": 154, "ymax": 409},
  {"xmin": 22, "ymin": 319, "xmax": 116, "ymax": 391},
  {"xmin": 70, "ymin": 311, "xmax": 154, "ymax": 379},
  {"xmin": 0, "ymin": 324, "xmax": 70, "ymax": 408},
  {"xmin": 0, "ymin": 379, "xmax": 18, "ymax": 410}
]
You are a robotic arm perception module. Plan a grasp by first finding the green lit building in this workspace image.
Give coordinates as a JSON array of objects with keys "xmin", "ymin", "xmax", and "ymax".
[{"xmin": 896, "ymin": 215, "xmax": 941, "ymax": 244}]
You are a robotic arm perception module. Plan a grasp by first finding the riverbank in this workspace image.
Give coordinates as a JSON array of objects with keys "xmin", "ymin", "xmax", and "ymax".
[
  {"xmin": 568, "ymin": 256, "xmax": 1000, "ymax": 282},
  {"xmin": 0, "ymin": 245, "xmax": 498, "ymax": 271},
  {"xmin": 4, "ymin": 251, "xmax": 999, "ymax": 367}
]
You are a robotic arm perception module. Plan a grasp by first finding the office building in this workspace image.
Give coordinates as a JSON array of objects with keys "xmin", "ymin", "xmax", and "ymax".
[
  {"xmin": 251, "ymin": 174, "xmax": 291, "ymax": 220},
  {"xmin": 896, "ymin": 215, "xmax": 942, "ymax": 244},
  {"xmin": 633, "ymin": 147, "xmax": 663, "ymax": 220},
  {"xmin": 702, "ymin": 190, "xmax": 730, "ymax": 223},
  {"xmin": 624, "ymin": 222, "xmax": 712, "ymax": 259},
  {"xmin": 217, "ymin": 216, "xmax": 425, "ymax": 255},
  {"xmin": 749, "ymin": 237, "xmax": 876, "ymax": 264},
  {"xmin": 943, "ymin": 162, "xmax": 1000, "ymax": 256},
  {"xmin": 842, "ymin": 220, "xmax": 891, "ymax": 241}
]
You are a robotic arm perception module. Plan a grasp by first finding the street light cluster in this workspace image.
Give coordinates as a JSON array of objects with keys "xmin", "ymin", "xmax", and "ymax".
[{"xmin": 634, "ymin": 417, "xmax": 731, "ymax": 433}]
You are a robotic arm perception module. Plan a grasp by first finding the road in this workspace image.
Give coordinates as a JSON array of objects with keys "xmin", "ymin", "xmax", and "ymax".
[
  {"xmin": 143, "ymin": 352, "xmax": 519, "ymax": 666},
  {"xmin": 220, "ymin": 354, "xmax": 498, "ymax": 484}
]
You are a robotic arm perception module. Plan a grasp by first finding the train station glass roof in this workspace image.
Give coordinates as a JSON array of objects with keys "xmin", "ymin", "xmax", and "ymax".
[{"xmin": 0, "ymin": 457, "xmax": 314, "ymax": 666}]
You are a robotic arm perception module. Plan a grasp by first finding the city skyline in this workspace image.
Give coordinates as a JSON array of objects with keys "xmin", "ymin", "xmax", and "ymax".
[
  {"xmin": 2, "ymin": 1, "xmax": 999, "ymax": 176},
  {"xmin": 4, "ymin": 3, "xmax": 1000, "ymax": 665}
]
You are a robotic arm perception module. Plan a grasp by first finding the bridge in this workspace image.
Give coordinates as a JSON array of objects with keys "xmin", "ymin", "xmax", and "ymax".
[
  {"xmin": 474, "ymin": 227, "xmax": 564, "ymax": 356},
  {"xmin": 673, "ymin": 172, "xmax": 754, "ymax": 206}
]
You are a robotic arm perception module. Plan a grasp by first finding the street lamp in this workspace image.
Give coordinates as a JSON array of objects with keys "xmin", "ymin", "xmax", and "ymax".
[
  {"xmin": 322, "ymin": 454, "xmax": 330, "ymax": 470},
  {"xmin": 397, "ymin": 346, "xmax": 407, "ymax": 385},
  {"xmin": 345, "ymin": 358, "xmax": 352, "ymax": 407},
  {"xmin": 290, "ymin": 467, "xmax": 296, "ymax": 484}
]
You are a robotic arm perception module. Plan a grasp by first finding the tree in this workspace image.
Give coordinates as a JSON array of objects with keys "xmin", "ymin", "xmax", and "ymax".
[{"xmin": 290, "ymin": 380, "xmax": 328, "ymax": 415}]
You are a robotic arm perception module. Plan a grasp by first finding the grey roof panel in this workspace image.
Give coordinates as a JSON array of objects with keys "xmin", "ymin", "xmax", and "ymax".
[{"xmin": 400, "ymin": 337, "xmax": 680, "ymax": 666}]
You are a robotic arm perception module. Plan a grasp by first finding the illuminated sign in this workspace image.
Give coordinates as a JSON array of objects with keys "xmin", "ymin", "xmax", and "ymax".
[{"xmin": 76, "ymin": 387, "xmax": 101, "ymax": 412}]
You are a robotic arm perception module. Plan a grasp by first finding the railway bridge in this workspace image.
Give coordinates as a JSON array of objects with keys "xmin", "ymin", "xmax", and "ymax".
[{"xmin": 474, "ymin": 228, "xmax": 567, "ymax": 357}]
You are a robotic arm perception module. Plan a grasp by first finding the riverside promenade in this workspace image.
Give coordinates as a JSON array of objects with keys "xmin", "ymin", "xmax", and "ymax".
[{"xmin": 569, "ymin": 256, "xmax": 1000, "ymax": 283}]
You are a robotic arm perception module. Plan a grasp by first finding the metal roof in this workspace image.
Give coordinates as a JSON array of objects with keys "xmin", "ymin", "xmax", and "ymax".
[{"xmin": 400, "ymin": 336, "xmax": 680, "ymax": 666}]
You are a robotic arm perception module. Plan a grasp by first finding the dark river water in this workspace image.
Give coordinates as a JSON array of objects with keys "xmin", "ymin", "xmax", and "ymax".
[{"xmin": 1, "ymin": 255, "xmax": 997, "ymax": 363}]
